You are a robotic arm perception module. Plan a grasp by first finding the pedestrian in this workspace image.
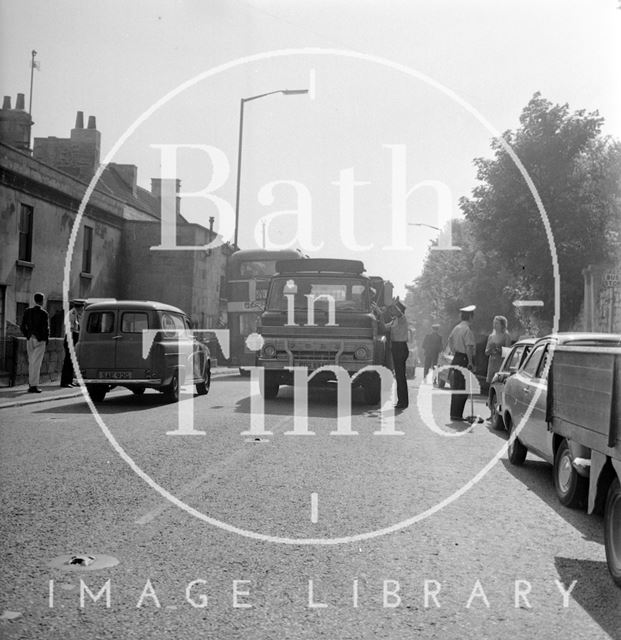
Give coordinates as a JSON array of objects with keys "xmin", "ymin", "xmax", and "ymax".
[
  {"xmin": 447, "ymin": 305, "xmax": 476, "ymax": 421},
  {"xmin": 19, "ymin": 292, "xmax": 50, "ymax": 393},
  {"xmin": 485, "ymin": 315, "xmax": 512, "ymax": 384},
  {"xmin": 60, "ymin": 299, "xmax": 84, "ymax": 388},
  {"xmin": 374, "ymin": 298, "xmax": 410, "ymax": 409},
  {"xmin": 422, "ymin": 324, "xmax": 443, "ymax": 381}
]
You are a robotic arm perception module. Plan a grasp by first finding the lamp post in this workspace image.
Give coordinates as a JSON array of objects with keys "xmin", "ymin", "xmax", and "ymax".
[
  {"xmin": 233, "ymin": 88, "xmax": 308, "ymax": 249},
  {"xmin": 408, "ymin": 222, "xmax": 441, "ymax": 231}
]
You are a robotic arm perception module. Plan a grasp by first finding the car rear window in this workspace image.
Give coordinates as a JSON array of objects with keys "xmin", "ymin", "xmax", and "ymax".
[
  {"xmin": 86, "ymin": 312, "xmax": 115, "ymax": 334},
  {"xmin": 121, "ymin": 312, "xmax": 149, "ymax": 333}
]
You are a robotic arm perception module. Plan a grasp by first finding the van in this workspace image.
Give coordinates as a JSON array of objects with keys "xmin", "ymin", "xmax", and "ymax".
[{"xmin": 75, "ymin": 300, "xmax": 211, "ymax": 403}]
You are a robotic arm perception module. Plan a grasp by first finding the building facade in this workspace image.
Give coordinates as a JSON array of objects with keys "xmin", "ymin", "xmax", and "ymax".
[{"xmin": 0, "ymin": 94, "xmax": 232, "ymax": 381}]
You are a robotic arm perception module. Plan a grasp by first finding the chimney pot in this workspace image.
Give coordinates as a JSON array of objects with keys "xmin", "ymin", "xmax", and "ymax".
[
  {"xmin": 87, "ymin": 115, "xmax": 96, "ymax": 130},
  {"xmin": 75, "ymin": 111, "xmax": 84, "ymax": 128},
  {"xmin": 15, "ymin": 93, "xmax": 25, "ymax": 110},
  {"xmin": 3, "ymin": 96, "xmax": 11, "ymax": 110}
]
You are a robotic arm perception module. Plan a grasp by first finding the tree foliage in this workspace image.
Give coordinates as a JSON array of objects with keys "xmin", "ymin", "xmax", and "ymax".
[{"xmin": 408, "ymin": 93, "xmax": 621, "ymax": 342}]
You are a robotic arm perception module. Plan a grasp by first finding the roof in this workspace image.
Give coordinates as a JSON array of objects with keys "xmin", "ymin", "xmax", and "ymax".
[
  {"xmin": 98, "ymin": 165, "xmax": 160, "ymax": 219},
  {"xmin": 538, "ymin": 332, "xmax": 621, "ymax": 346},
  {"xmin": 83, "ymin": 300, "xmax": 186, "ymax": 314},
  {"xmin": 229, "ymin": 249, "xmax": 303, "ymax": 262},
  {"xmin": 276, "ymin": 258, "xmax": 365, "ymax": 275}
]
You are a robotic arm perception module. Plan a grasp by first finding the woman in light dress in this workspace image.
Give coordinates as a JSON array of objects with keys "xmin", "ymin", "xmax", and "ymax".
[{"xmin": 485, "ymin": 315, "xmax": 512, "ymax": 383}]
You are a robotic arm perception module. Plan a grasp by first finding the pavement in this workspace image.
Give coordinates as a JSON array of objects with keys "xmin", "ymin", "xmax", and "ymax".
[{"xmin": 0, "ymin": 367, "xmax": 236, "ymax": 409}]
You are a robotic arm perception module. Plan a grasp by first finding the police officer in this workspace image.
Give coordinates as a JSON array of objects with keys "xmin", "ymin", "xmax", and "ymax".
[
  {"xmin": 374, "ymin": 299, "xmax": 410, "ymax": 409},
  {"xmin": 448, "ymin": 305, "xmax": 476, "ymax": 421},
  {"xmin": 422, "ymin": 323, "xmax": 443, "ymax": 380}
]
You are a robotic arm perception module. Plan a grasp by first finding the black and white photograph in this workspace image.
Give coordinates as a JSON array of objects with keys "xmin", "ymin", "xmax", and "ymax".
[{"xmin": 1, "ymin": 1, "xmax": 620, "ymax": 638}]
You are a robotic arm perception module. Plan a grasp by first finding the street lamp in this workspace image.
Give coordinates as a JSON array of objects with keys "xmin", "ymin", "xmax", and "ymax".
[
  {"xmin": 233, "ymin": 88, "xmax": 309, "ymax": 249},
  {"xmin": 408, "ymin": 222, "xmax": 441, "ymax": 231}
]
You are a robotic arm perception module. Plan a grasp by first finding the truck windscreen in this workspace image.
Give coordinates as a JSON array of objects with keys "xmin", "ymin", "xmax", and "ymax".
[{"xmin": 266, "ymin": 277, "xmax": 370, "ymax": 313}]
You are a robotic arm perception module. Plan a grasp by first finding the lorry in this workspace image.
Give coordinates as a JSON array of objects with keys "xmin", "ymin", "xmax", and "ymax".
[
  {"xmin": 547, "ymin": 342, "xmax": 621, "ymax": 586},
  {"xmin": 257, "ymin": 258, "xmax": 393, "ymax": 403}
]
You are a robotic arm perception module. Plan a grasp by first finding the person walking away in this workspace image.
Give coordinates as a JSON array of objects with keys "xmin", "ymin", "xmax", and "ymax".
[
  {"xmin": 485, "ymin": 315, "xmax": 512, "ymax": 384},
  {"xmin": 448, "ymin": 305, "xmax": 476, "ymax": 421},
  {"xmin": 20, "ymin": 292, "xmax": 50, "ymax": 393},
  {"xmin": 60, "ymin": 299, "xmax": 84, "ymax": 387},
  {"xmin": 422, "ymin": 324, "xmax": 443, "ymax": 381}
]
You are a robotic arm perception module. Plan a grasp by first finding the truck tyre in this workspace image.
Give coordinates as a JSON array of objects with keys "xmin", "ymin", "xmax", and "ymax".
[
  {"xmin": 554, "ymin": 439, "xmax": 588, "ymax": 509},
  {"xmin": 164, "ymin": 372, "xmax": 180, "ymax": 403},
  {"xmin": 132, "ymin": 387, "xmax": 145, "ymax": 396},
  {"xmin": 196, "ymin": 366, "xmax": 211, "ymax": 396},
  {"xmin": 489, "ymin": 391, "xmax": 504, "ymax": 430},
  {"xmin": 362, "ymin": 376, "xmax": 381, "ymax": 405},
  {"xmin": 507, "ymin": 417, "xmax": 527, "ymax": 466},
  {"xmin": 260, "ymin": 372, "xmax": 279, "ymax": 399},
  {"xmin": 604, "ymin": 477, "xmax": 621, "ymax": 587},
  {"xmin": 87, "ymin": 385, "xmax": 107, "ymax": 403}
]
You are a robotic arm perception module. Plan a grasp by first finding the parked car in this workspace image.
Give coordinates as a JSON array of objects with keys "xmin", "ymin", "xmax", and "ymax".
[
  {"xmin": 503, "ymin": 332, "xmax": 621, "ymax": 506},
  {"xmin": 76, "ymin": 300, "xmax": 211, "ymax": 403},
  {"xmin": 488, "ymin": 338, "xmax": 536, "ymax": 430}
]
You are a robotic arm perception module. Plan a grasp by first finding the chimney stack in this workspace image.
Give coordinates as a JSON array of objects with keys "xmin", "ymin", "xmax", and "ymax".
[
  {"xmin": 0, "ymin": 93, "xmax": 33, "ymax": 151},
  {"xmin": 87, "ymin": 115, "xmax": 96, "ymax": 130},
  {"xmin": 75, "ymin": 111, "xmax": 84, "ymax": 128}
]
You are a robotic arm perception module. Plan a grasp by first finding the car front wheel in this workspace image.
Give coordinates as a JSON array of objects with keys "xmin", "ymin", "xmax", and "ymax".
[
  {"xmin": 507, "ymin": 417, "xmax": 527, "ymax": 466},
  {"xmin": 554, "ymin": 439, "xmax": 588, "ymax": 509}
]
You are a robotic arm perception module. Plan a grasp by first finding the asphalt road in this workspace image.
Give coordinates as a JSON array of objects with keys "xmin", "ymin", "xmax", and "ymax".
[{"xmin": 1, "ymin": 372, "xmax": 620, "ymax": 639}]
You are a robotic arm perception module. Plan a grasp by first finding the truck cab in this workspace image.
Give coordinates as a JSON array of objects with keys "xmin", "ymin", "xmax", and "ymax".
[{"xmin": 257, "ymin": 259, "xmax": 392, "ymax": 403}]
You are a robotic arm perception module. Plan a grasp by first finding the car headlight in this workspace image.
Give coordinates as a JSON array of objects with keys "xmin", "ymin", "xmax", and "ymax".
[
  {"xmin": 354, "ymin": 346, "xmax": 369, "ymax": 360},
  {"xmin": 262, "ymin": 344, "xmax": 277, "ymax": 358}
]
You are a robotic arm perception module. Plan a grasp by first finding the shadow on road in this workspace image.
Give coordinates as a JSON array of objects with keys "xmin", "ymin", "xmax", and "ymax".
[
  {"xmin": 233, "ymin": 384, "xmax": 382, "ymax": 419},
  {"xmin": 554, "ymin": 556, "xmax": 621, "ymax": 640},
  {"xmin": 501, "ymin": 458, "xmax": 604, "ymax": 544}
]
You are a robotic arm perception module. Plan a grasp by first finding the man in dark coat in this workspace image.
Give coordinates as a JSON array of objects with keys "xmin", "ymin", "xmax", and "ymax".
[{"xmin": 20, "ymin": 292, "xmax": 50, "ymax": 393}]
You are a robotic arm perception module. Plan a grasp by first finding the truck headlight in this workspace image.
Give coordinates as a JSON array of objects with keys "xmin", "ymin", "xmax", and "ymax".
[
  {"xmin": 354, "ymin": 346, "xmax": 369, "ymax": 360},
  {"xmin": 262, "ymin": 344, "xmax": 277, "ymax": 358}
]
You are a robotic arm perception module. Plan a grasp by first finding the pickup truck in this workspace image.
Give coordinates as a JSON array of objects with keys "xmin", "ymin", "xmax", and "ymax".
[{"xmin": 548, "ymin": 343, "xmax": 621, "ymax": 587}]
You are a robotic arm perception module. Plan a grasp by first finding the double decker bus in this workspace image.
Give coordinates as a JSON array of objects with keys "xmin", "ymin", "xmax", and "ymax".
[{"xmin": 226, "ymin": 249, "xmax": 304, "ymax": 370}]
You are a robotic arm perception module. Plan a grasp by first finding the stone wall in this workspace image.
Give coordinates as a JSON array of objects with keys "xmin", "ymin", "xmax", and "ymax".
[{"xmin": 11, "ymin": 337, "xmax": 65, "ymax": 386}]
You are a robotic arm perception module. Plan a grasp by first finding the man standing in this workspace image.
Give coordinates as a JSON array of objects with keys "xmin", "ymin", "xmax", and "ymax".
[
  {"xmin": 20, "ymin": 292, "xmax": 50, "ymax": 393},
  {"xmin": 447, "ymin": 305, "xmax": 476, "ymax": 421},
  {"xmin": 60, "ymin": 299, "xmax": 84, "ymax": 388},
  {"xmin": 374, "ymin": 299, "xmax": 410, "ymax": 409},
  {"xmin": 422, "ymin": 324, "xmax": 443, "ymax": 381}
]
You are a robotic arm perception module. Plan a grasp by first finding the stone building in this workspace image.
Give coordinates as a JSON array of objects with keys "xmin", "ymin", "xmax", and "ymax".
[
  {"xmin": 0, "ymin": 93, "xmax": 232, "ymax": 382},
  {"xmin": 581, "ymin": 261, "xmax": 621, "ymax": 334}
]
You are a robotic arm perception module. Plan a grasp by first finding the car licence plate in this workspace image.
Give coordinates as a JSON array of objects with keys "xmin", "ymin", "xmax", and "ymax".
[{"xmin": 98, "ymin": 371, "xmax": 132, "ymax": 380}]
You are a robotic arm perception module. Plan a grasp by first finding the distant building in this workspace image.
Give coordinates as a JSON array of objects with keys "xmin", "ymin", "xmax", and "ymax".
[{"xmin": 0, "ymin": 93, "xmax": 232, "ymax": 379}]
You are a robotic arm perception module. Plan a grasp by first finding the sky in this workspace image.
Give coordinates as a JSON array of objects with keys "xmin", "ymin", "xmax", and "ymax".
[{"xmin": 1, "ymin": 0, "xmax": 620, "ymax": 297}]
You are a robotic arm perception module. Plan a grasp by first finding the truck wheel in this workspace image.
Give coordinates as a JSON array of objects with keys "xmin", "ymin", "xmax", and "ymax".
[
  {"xmin": 87, "ymin": 385, "xmax": 107, "ymax": 403},
  {"xmin": 507, "ymin": 417, "xmax": 527, "ymax": 466},
  {"xmin": 132, "ymin": 387, "xmax": 145, "ymax": 396},
  {"xmin": 554, "ymin": 439, "xmax": 588, "ymax": 509},
  {"xmin": 362, "ymin": 376, "xmax": 381, "ymax": 405},
  {"xmin": 489, "ymin": 391, "xmax": 504, "ymax": 430},
  {"xmin": 604, "ymin": 477, "xmax": 621, "ymax": 587},
  {"xmin": 260, "ymin": 373, "xmax": 279, "ymax": 399},
  {"xmin": 164, "ymin": 372, "xmax": 180, "ymax": 403}
]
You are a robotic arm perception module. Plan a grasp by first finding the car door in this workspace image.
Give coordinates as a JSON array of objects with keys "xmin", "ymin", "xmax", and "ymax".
[
  {"xmin": 529, "ymin": 343, "xmax": 555, "ymax": 462},
  {"xmin": 77, "ymin": 308, "xmax": 118, "ymax": 378},
  {"xmin": 511, "ymin": 342, "xmax": 547, "ymax": 451},
  {"xmin": 114, "ymin": 308, "xmax": 153, "ymax": 380}
]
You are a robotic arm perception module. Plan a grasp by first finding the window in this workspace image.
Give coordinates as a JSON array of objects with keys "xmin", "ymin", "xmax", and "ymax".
[
  {"xmin": 267, "ymin": 277, "xmax": 370, "ymax": 312},
  {"xmin": 537, "ymin": 346, "xmax": 552, "ymax": 379},
  {"xmin": 506, "ymin": 346, "xmax": 524, "ymax": 372},
  {"xmin": 87, "ymin": 312, "xmax": 115, "ymax": 333},
  {"xmin": 18, "ymin": 204, "xmax": 33, "ymax": 262},
  {"xmin": 521, "ymin": 344, "xmax": 546, "ymax": 377},
  {"xmin": 82, "ymin": 226, "xmax": 93, "ymax": 273},
  {"xmin": 121, "ymin": 312, "xmax": 149, "ymax": 333}
]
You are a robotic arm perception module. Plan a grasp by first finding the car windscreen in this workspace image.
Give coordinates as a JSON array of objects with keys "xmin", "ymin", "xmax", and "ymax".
[{"xmin": 266, "ymin": 277, "xmax": 370, "ymax": 313}]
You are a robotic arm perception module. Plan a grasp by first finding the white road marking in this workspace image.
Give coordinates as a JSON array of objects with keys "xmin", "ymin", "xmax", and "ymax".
[{"xmin": 311, "ymin": 492, "xmax": 318, "ymax": 523}]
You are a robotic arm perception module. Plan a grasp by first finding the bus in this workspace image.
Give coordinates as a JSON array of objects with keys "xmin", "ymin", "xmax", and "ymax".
[{"xmin": 226, "ymin": 248, "xmax": 305, "ymax": 370}]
